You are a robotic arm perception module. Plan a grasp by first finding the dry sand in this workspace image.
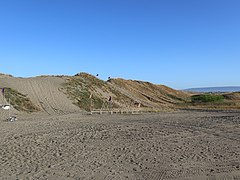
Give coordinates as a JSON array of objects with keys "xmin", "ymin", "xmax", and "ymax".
[
  {"xmin": 0, "ymin": 111, "xmax": 240, "ymax": 180},
  {"xmin": 0, "ymin": 76, "xmax": 82, "ymax": 115}
]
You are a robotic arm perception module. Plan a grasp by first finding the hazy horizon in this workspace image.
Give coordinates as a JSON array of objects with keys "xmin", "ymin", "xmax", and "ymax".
[{"xmin": 1, "ymin": 0, "xmax": 240, "ymax": 89}]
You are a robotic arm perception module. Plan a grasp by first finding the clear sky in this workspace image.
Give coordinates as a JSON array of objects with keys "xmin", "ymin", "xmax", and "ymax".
[{"xmin": 0, "ymin": 0, "xmax": 239, "ymax": 89}]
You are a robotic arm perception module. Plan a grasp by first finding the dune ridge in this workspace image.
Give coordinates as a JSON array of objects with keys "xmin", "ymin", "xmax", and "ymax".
[{"xmin": 0, "ymin": 72, "xmax": 189, "ymax": 116}]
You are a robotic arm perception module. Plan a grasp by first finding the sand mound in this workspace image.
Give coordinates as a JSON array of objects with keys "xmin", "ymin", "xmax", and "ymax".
[
  {"xmin": 0, "ymin": 75, "xmax": 81, "ymax": 115},
  {"xmin": 224, "ymin": 92, "xmax": 240, "ymax": 100},
  {"xmin": 108, "ymin": 78, "xmax": 189, "ymax": 108},
  {"xmin": 1, "ymin": 72, "xmax": 191, "ymax": 114}
]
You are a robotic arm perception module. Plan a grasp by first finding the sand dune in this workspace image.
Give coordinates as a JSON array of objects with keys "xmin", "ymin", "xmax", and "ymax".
[
  {"xmin": 1, "ymin": 73, "xmax": 240, "ymax": 179},
  {"xmin": 0, "ymin": 73, "xmax": 191, "ymax": 119},
  {"xmin": 0, "ymin": 75, "xmax": 81, "ymax": 117}
]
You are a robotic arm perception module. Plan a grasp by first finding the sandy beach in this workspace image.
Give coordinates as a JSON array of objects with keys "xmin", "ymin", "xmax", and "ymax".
[{"xmin": 0, "ymin": 111, "xmax": 240, "ymax": 180}]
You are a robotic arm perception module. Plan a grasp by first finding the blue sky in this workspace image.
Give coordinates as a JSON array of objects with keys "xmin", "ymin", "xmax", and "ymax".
[{"xmin": 0, "ymin": 0, "xmax": 239, "ymax": 89}]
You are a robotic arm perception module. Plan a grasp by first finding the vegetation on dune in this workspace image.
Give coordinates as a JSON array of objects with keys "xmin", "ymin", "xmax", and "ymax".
[
  {"xmin": 63, "ymin": 72, "xmax": 239, "ymax": 111},
  {"xmin": 63, "ymin": 74, "xmax": 105, "ymax": 111},
  {"xmin": 111, "ymin": 78, "xmax": 190, "ymax": 105},
  {"xmin": 75, "ymin": 91, "xmax": 104, "ymax": 112},
  {"xmin": 177, "ymin": 92, "xmax": 240, "ymax": 110},
  {"xmin": 191, "ymin": 94, "xmax": 225, "ymax": 103},
  {"xmin": 2, "ymin": 73, "xmax": 240, "ymax": 112},
  {"xmin": 74, "ymin": 72, "xmax": 105, "ymax": 87},
  {"xmin": 3, "ymin": 88, "xmax": 40, "ymax": 112},
  {"xmin": 166, "ymin": 94, "xmax": 187, "ymax": 102},
  {"xmin": 63, "ymin": 73, "xmax": 137, "ymax": 111}
]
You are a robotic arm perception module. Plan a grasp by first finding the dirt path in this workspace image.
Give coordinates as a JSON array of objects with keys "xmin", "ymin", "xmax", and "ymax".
[{"xmin": 0, "ymin": 111, "xmax": 240, "ymax": 179}]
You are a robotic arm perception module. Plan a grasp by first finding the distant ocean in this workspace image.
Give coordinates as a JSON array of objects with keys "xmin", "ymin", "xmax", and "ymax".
[{"xmin": 183, "ymin": 86, "xmax": 240, "ymax": 93}]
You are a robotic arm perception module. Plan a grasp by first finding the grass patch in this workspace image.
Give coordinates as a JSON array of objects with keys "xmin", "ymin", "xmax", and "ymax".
[
  {"xmin": 177, "ymin": 93, "xmax": 240, "ymax": 110},
  {"xmin": 75, "ymin": 73, "xmax": 105, "ymax": 87},
  {"xmin": 191, "ymin": 94, "xmax": 225, "ymax": 103},
  {"xmin": 3, "ymin": 88, "xmax": 39, "ymax": 112},
  {"xmin": 63, "ymin": 76, "xmax": 105, "ymax": 111},
  {"xmin": 167, "ymin": 94, "xmax": 187, "ymax": 102}
]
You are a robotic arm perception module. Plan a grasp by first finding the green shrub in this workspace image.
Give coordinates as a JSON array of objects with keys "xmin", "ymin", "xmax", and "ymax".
[{"xmin": 191, "ymin": 94, "xmax": 225, "ymax": 103}]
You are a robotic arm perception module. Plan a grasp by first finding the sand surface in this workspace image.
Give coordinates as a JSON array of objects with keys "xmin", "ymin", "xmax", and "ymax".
[
  {"xmin": 0, "ymin": 111, "xmax": 240, "ymax": 180},
  {"xmin": 0, "ymin": 76, "xmax": 81, "ymax": 115}
]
